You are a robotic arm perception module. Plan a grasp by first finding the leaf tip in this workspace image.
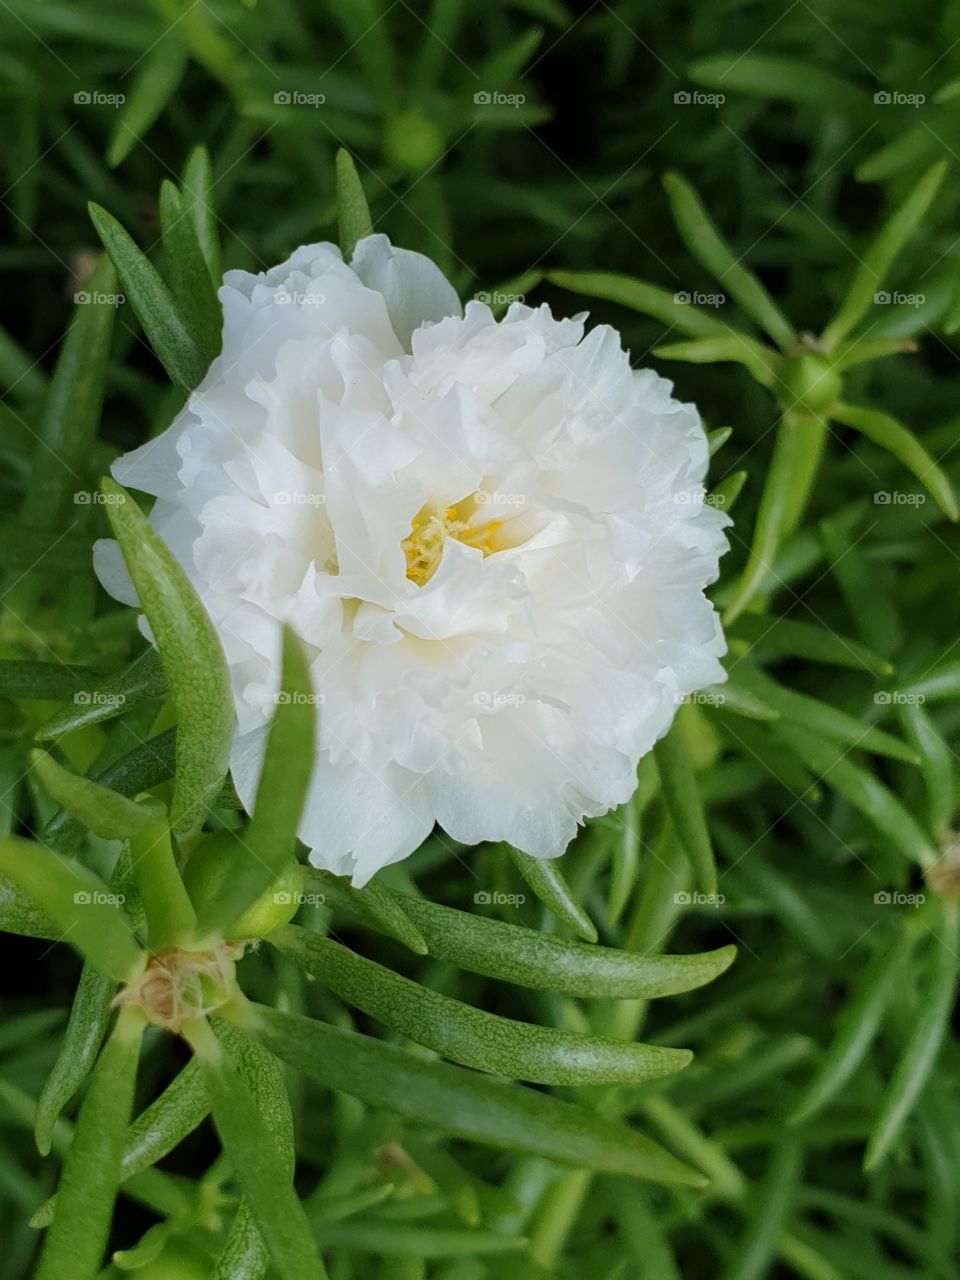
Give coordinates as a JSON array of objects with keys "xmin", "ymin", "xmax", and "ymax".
[{"xmin": 713, "ymin": 943, "xmax": 738, "ymax": 974}]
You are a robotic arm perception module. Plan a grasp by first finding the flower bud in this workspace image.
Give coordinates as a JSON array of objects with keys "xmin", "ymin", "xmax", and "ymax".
[
  {"xmin": 183, "ymin": 829, "xmax": 304, "ymax": 939},
  {"xmin": 781, "ymin": 353, "xmax": 841, "ymax": 415},
  {"xmin": 382, "ymin": 112, "xmax": 445, "ymax": 174}
]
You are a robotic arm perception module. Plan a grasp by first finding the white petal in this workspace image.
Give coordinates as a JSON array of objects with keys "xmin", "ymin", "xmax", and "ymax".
[
  {"xmin": 299, "ymin": 755, "xmax": 434, "ymax": 886},
  {"xmin": 92, "ymin": 538, "xmax": 138, "ymax": 607},
  {"xmin": 351, "ymin": 234, "xmax": 462, "ymax": 349}
]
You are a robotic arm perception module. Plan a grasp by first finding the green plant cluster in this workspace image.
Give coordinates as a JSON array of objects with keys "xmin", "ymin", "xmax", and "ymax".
[{"xmin": 1, "ymin": 2, "xmax": 960, "ymax": 1278}]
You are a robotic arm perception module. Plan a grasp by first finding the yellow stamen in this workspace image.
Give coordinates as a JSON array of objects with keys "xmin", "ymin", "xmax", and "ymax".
[{"xmin": 402, "ymin": 500, "xmax": 503, "ymax": 586}]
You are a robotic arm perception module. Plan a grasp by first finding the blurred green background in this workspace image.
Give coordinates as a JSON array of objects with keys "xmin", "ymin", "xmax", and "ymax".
[{"xmin": 2, "ymin": 1, "xmax": 960, "ymax": 1277}]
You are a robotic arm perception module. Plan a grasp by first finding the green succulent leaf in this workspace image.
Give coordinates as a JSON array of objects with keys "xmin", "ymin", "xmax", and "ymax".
[
  {"xmin": 773, "ymin": 724, "xmax": 939, "ymax": 867},
  {"xmin": 36, "ymin": 1055, "xmax": 212, "ymax": 1228},
  {"xmin": 822, "ymin": 162, "xmax": 948, "ymax": 349},
  {"xmin": 330, "ymin": 879, "xmax": 736, "ymax": 998},
  {"xmin": 186, "ymin": 1017, "xmax": 326, "ymax": 1280},
  {"xmin": 729, "ymin": 614, "xmax": 893, "ymax": 679},
  {"xmin": 507, "ymin": 845, "xmax": 598, "ymax": 941},
  {"xmin": 352, "ymin": 873, "xmax": 430, "ymax": 954},
  {"xmin": 101, "ymin": 477, "xmax": 234, "ymax": 837},
  {"xmin": 19, "ymin": 253, "xmax": 118, "ymax": 532},
  {"xmin": 547, "ymin": 270, "xmax": 729, "ymax": 338},
  {"xmin": 0, "ymin": 836, "xmax": 143, "ymax": 980},
  {"xmin": 121, "ymin": 1056, "xmax": 209, "ymax": 1180},
  {"xmin": 653, "ymin": 336, "xmax": 782, "ymax": 389},
  {"xmin": 211, "ymin": 1018, "xmax": 298, "ymax": 1279},
  {"xmin": 0, "ymin": 873, "xmax": 59, "ymax": 939},
  {"xmin": 35, "ymin": 648, "xmax": 167, "ymax": 740},
  {"xmin": 106, "ymin": 36, "xmax": 189, "ymax": 167},
  {"xmin": 864, "ymin": 911, "xmax": 960, "ymax": 1171},
  {"xmin": 689, "ymin": 53, "xmax": 866, "ymax": 114},
  {"xmin": 662, "ymin": 171, "xmax": 795, "ymax": 350},
  {"xmin": 789, "ymin": 933, "xmax": 912, "ymax": 1126},
  {"xmin": 818, "ymin": 507, "xmax": 902, "ymax": 656},
  {"xmin": 830, "ymin": 402, "xmax": 958, "ymax": 522},
  {"xmin": 129, "ymin": 814, "xmax": 198, "ymax": 951},
  {"xmin": 899, "ymin": 702, "xmax": 955, "ymax": 837},
  {"xmin": 42, "ymin": 728, "xmax": 178, "ymax": 850},
  {"xmin": 35, "ymin": 1009, "xmax": 144, "ymax": 1280},
  {"xmin": 725, "ymin": 412, "xmax": 827, "ymax": 623},
  {"xmin": 337, "ymin": 148, "xmax": 374, "ymax": 258},
  {"xmin": 158, "ymin": 178, "xmax": 221, "ymax": 362},
  {"xmin": 654, "ymin": 718, "xmax": 718, "ymax": 897},
  {"xmin": 35, "ymin": 963, "xmax": 117, "ymax": 1156},
  {"xmin": 0, "ymin": 660, "xmax": 95, "ymax": 703},
  {"xmin": 735, "ymin": 664, "xmax": 919, "ymax": 764},
  {"xmin": 30, "ymin": 749, "xmax": 165, "ymax": 840},
  {"xmin": 201, "ymin": 627, "xmax": 314, "ymax": 935},
  {"xmin": 708, "ymin": 426, "xmax": 733, "ymax": 455},
  {"xmin": 710, "ymin": 470, "xmax": 748, "ymax": 514},
  {"xmin": 273, "ymin": 926, "xmax": 692, "ymax": 1085},
  {"xmin": 252, "ymin": 1003, "xmax": 707, "ymax": 1187},
  {"xmin": 88, "ymin": 202, "xmax": 207, "ymax": 390},
  {"xmin": 710, "ymin": 679, "xmax": 778, "ymax": 721},
  {"xmin": 113, "ymin": 1220, "xmax": 177, "ymax": 1272},
  {"xmin": 720, "ymin": 1137, "xmax": 804, "ymax": 1280},
  {"xmin": 212, "ymin": 1201, "xmax": 269, "ymax": 1280},
  {"xmin": 181, "ymin": 145, "xmax": 222, "ymax": 285}
]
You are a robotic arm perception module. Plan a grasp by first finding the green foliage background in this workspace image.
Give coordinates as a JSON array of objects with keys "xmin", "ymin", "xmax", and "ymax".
[{"xmin": 2, "ymin": 1, "xmax": 960, "ymax": 1277}]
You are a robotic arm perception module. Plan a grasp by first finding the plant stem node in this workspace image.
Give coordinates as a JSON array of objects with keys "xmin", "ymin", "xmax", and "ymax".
[{"xmin": 115, "ymin": 941, "xmax": 245, "ymax": 1032}]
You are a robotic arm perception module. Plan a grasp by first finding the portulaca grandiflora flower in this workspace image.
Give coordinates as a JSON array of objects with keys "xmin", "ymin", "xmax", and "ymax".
[{"xmin": 95, "ymin": 235, "xmax": 728, "ymax": 883}]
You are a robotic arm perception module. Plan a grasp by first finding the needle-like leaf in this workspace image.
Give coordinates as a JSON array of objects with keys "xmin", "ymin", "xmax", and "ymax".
[
  {"xmin": 273, "ymin": 926, "xmax": 692, "ymax": 1085},
  {"xmin": 252, "ymin": 1003, "xmax": 707, "ymax": 1187},
  {"xmin": 101, "ymin": 477, "xmax": 234, "ymax": 837},
  {"xmin": 35, "ymin": 1009, "xmax": 144, "ymax": 1280},
  {"xmin": 662, "ymin": 171, "xmax": 795, "ymax": 349},
  {"xmin": 336, "ymin": 148, "xmax": 373, "ymax": 258}
]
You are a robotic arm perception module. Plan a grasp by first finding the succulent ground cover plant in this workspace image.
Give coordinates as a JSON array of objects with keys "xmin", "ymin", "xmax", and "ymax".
[{"xmin": 1, "ymin": 3, "xmax": 959, "ymax": 1278}]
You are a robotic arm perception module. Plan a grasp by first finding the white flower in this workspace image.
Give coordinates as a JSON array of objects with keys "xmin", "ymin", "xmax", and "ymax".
[{"xmin": 96, "ymin": 235, "xmax": 728, "ymax": 884}]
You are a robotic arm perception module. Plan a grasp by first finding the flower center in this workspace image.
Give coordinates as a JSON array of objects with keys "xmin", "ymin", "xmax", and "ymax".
[
  {"xmin": 402, "ymin": 499, "xmax": 503, "ymax": 586},
  {"xmin": 114, "ymin": 942, "xmax": 245, "ymax": 1032}
]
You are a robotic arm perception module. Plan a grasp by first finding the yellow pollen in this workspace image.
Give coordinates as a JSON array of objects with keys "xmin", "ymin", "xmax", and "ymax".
[{"xmin": 402, "ymin": 501, "xmax": 503, "ymax": 586}]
